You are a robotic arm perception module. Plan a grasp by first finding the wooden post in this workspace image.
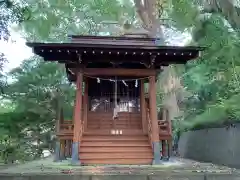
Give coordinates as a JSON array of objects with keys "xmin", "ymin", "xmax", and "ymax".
[
  {"xmin": 60, "ymin": 140, "xmax": 65, "ymax": 160},
  {"xmin": 83, "ymin": 77, "xmax": 89, "ymax": 131},
  {"xmin": 140, "ymin": 80, "xmax": 147, "ymax": 134},
  {"xmin": 65, "ymin": 140, "xmax": 70, "ymax": 158},
  {"xmin": 162, "ymin": 140, "xmax": 167, "ymax": 160},
  {"xmin": 149, "ymin": 75, "xmax": 161, "ymax": 164},
  {"xmin": 54, "ymin": 107, "xmax": 63, "ymax": 162},
  {"xmin": 167, "ymin": 108, "xmax": 172, "ymax": 159},
  {"xmin": 53, "ymin": 140, "xmax": 61, "ymax": 162},
  {"xmin": 71, "ymin": 71, "xmax": 83, "ymax": 165}
]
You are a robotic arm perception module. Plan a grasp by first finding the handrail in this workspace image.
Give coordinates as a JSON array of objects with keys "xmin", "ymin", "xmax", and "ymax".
[
  {"xmin": 60, "ymin": 123, "xmax": 74, "ymax": 131},
  {"xmin": 145, "ymin": 99, "xmax": 153, "ymax": 148},
  {"xmin": 158, "ymin": 108, "xmax": 172, "ymax": 136},
  {"xmin": 79, "ymin": 108, "xmax": 84, "ymax": 141}
]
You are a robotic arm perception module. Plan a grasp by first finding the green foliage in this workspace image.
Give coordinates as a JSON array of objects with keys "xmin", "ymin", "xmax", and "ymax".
[
  {"xmin": 164, "ymin": 0, "xmax": 240, "ymax": 131},
  {"xmin": 1, "ymin": 0, "xmax": 240, "ymax": 164},
  {"xmin": 0, "ymin": 57, "xmax": 75, "ymax": 163},
  {"xmin": 19, "ymin": 0, "xmax": 134, "ymax": 40},
  {"xmin": 170, "ymin": 0, "xmax": 199, "ymax": 31}
]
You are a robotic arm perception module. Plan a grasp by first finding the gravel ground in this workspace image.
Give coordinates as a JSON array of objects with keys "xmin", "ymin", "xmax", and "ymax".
[{"xmin": 0, "ymin": 156, "xmax": 238, "ymax": 175}]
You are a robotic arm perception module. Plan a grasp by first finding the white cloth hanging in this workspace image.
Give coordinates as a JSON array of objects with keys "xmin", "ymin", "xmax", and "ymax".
[
  {"xmin": 113, "ymin": 104, "xmax": 120, "ymax": 119},
  {"xmin": 113, "ymin": 76, "xmax": 119, "ymax": 120}
]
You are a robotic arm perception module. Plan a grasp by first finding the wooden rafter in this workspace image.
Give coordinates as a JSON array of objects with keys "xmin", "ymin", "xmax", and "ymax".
[{"xmin": 82, "ymin": 68, "xmax": 156, "ymax": 77}]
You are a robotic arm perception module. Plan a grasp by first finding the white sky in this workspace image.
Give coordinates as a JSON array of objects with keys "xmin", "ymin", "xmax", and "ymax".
[{"xmin": 0, "ymin": 32, "xmax": 33, "ymax": 72}]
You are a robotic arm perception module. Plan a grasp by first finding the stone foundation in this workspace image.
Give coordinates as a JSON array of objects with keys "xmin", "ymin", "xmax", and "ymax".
[
  {"xmin": 179, "ymin": 124, "xmax": 240, "ymax": 168},
  {"xmin": 0, "ymin": 157, "xmax": 239, "ymax": 180}
]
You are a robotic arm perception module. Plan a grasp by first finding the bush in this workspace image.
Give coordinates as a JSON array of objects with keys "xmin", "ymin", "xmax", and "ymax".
[{"xmin": 179, "ymin": 93, "xmax": 240, "ymax": 132}]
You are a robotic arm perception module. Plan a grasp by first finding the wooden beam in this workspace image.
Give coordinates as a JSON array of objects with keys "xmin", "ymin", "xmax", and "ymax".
[
  {"xmin": 149, "ymin": 75, "xmax": 161, "ymax": 164},
  {"xmin": 149, "ymin": 76, "xmax": 160, "ymax": 142},
  {"xmin": 73, "ymin": 72, "xmax": 83, "ymax": 143},
  {"xmin": 140, "ymin": 80, "xmax": 147, "ymax": 134},
  {"xmin": 72, "ymin": 71, "xmax": 83, "ymax": 164},
  {"xmin": 83, "ymin": 68, "xmax": 156, "ymax": 76},
  {"xmin": 83, "ymin": 78, "xmax": 88, "ymax": 131}
]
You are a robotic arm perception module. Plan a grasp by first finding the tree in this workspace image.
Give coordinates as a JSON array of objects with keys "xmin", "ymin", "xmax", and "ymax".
[
  {"xmin": 0, "ymin": 57, "xmax": 76, "ymax": 162},
  {"xmin": 168, "ymin": 0, "xmax": 240, "ymax": 130},
  {"xmin": 133, "ymin": 0, "xmax": 164, "ymax": 38},
  {"xmin": 19, "ymin": 0, "xmax": 134, "ymax": 41},
  {"xmin": 0, "ymin": 53, "xmax": 7, "ymax": 94},
  {"xmin": 0, "ymin": 0, "xmax": 31, "ymax": 93},
  {"xmin": 197, "ymin": 0, "xmax": 240, "ymax": 30}
]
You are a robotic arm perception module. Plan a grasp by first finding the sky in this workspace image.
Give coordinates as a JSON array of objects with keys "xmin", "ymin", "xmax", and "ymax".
[{"xmin": 0, "ymin": 31, "xmax": 33, "ymax": 72}]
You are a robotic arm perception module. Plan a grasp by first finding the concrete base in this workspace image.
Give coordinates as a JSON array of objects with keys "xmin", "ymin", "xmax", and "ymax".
[
  {"xmin": 1, "ymin": 157, "xmax": 238, "ymax": 180},
  {"xmin": 161, "ymin": 156, "xmax": 169, "ymax": 161},
  {"xmin": 53, "ymin": 141, "xmax": 61, "ymax": 162},
  {"xmin": 71, "ymin": 142, "xmax": 81, "ymax": 165},
  {"xmin": 1, "ymin": 173, "xmax": 240, "ymax": 180},
  {"xmin": 152, "ymin": 142, "xmax": 161, "ymax": 165}
]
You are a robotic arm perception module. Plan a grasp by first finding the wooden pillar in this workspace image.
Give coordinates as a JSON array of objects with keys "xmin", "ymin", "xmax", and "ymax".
[
  {"xmin": 162, "ymin": 140, "xmax": 167, "ymax": 160},
  {"xmin": 71, "ymin": 71, "xmax": 83, "ymax": 165},
  {"xmin": 65, "ymin": 140, "xmax": 70, "ymax": 158},
  {"xmin": 53, "ymin": 140, "xmax": 61, "ymax": 162},
  {"xmin": 168, "ymin": 139, "xmax": 172, "ymax": 158},
  {"xmin": 83, "ymin": 77, "xmax": 88, "ymax": 131},
  {"xmin": 140, "ymin": 80, "xmax": 147, "ymax": 134},
  {"xmin": 54, "ymin": 107, "xmax": 63, "ymax": 162},
  {"xmin": 60, "ymin": 140, "xmax": 65, "ymax": 160},
  {"xmin": 149, "ymin": 75, "xmax": 161, "ymax": 164}
]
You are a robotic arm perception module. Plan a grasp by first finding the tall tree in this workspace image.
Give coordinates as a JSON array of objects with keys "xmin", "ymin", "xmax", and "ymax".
[
  {"xmin": 0, "ymin": 0, "xmax": 31, "ymax": 93},
  {"xmin": 197, "ymin": 0, "xmax": 240, "ymax": 30}
]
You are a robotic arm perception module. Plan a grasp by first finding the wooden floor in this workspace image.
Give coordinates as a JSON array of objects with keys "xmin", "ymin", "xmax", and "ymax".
[{"xmin": 80, "ymin": 112, "xmax": 153, "ymax": 165}]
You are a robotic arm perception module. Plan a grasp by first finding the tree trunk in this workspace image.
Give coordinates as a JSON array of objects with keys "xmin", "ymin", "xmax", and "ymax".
[
  {"xmin": 198, "ymin": 0, "xmax": 240, "ymax": 30},
  {"xmin": 133, "ymin": 0, "xmax": 181, "ymax": 121},
  {"xmin": 133, "ymin": 0, "xmax": 164, "ymax": 38}
]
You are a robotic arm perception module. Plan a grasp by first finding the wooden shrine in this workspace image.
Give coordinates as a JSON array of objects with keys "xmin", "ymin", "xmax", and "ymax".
[{"xmin": 26, "ymin": 35, "xmax": 203, "ymax": 165}]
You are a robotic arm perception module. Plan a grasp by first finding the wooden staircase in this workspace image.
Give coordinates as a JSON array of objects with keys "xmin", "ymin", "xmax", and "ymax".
[
  {"xmin": 79, "ymin": 112, "xmax": 153, "ymax": 165},
  {"xmin": 80, "ymin": 133, "xmax": 153, "ymax": 165}
]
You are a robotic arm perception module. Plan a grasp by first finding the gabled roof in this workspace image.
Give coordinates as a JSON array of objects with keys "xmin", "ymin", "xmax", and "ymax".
[{"xmin": 26, "ymin": 35, "xmax": 204, "ymax": 82}]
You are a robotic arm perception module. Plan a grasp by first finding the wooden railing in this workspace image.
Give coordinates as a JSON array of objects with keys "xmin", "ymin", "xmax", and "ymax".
[
  {"xmin": 145, "ymin": 98, "xmax": 172, "ymax": 144},
  {"xmin": 158, "ymin": 108, "xmax": 172, "ymax": 140},
  {"xmin": 145, "ymin": 99, "xmax": 153, "ymax": 148},
  {"xmin": 57, "ymin": 118, "xmax": 85, "ymax": 159},
  {"xmin": 145, "ymin": 102, "xmax": 172, "ymax": 159},
  {"xmin": 56, "ymin": 108, "xmax": 85, "ymax": 160},
  {"xmin": 60, "ymin": 139, "xmax": 72, "ymax": 158},
  {"xmin": 147, "ymin": 110, "xmax": 153, "ymax": 148},
  {"xmin": 78, "ymin": 114, "xmax": 84, "ymax": 141},
  {"xmin": 59, "ymin": 121, "xmax": 74, "ymax": 134}
]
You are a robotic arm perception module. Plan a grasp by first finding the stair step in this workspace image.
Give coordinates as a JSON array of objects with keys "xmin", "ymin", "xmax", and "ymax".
[
  {"xmin": 80, "ymin": 152, "xmax": 153, "ymax": 159},
  {"xmin": 87, "ymin": 124, "xmax": 141, "ymax": 127},
  {"xmin": 88, "ymin": 121, "xmax": 141, "ymax": 124},
  {"xmin": 88, "ymin": 112, "xmax": 140, "ymax": 116},
  {"xmin": 84, "ymin": 129, "xmax": 145, "ymax": 135},
  {"xmin": 80, "ymin": 146, "xmax": 152, "ymax": 153},
  {"xmin": 88, "ymin": 121, "xmax": 141, "ymax": 125},
  {"xmin": 87, "ymin": 126, "xmax": 142, "ymax": 129},
  {"xmin": 82, "ymin": 135, "xmax": 148, "ymax": 141},
  {"xmin": 81, "ymin": 159, "xmax": 152, "ymax": 165},
  {"xmin": 79, "ymin": 123, "xmax": 152, "ymax": 165},
  {"xmin": 81, "ymin": 141, "xmax": 150, "ymax": 147}
]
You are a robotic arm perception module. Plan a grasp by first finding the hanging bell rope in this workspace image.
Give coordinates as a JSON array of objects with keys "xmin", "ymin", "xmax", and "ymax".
[
  {"xmin": 114, "ymin": 76, "xmax": 117, "ymax": 109},
  {"xmin": 113, "ymin": 76, "xmax": 119, "ymax": 120},
  {"xmin": 83, "ymin": 74, "xmax": 150, "ymax": 81}
]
